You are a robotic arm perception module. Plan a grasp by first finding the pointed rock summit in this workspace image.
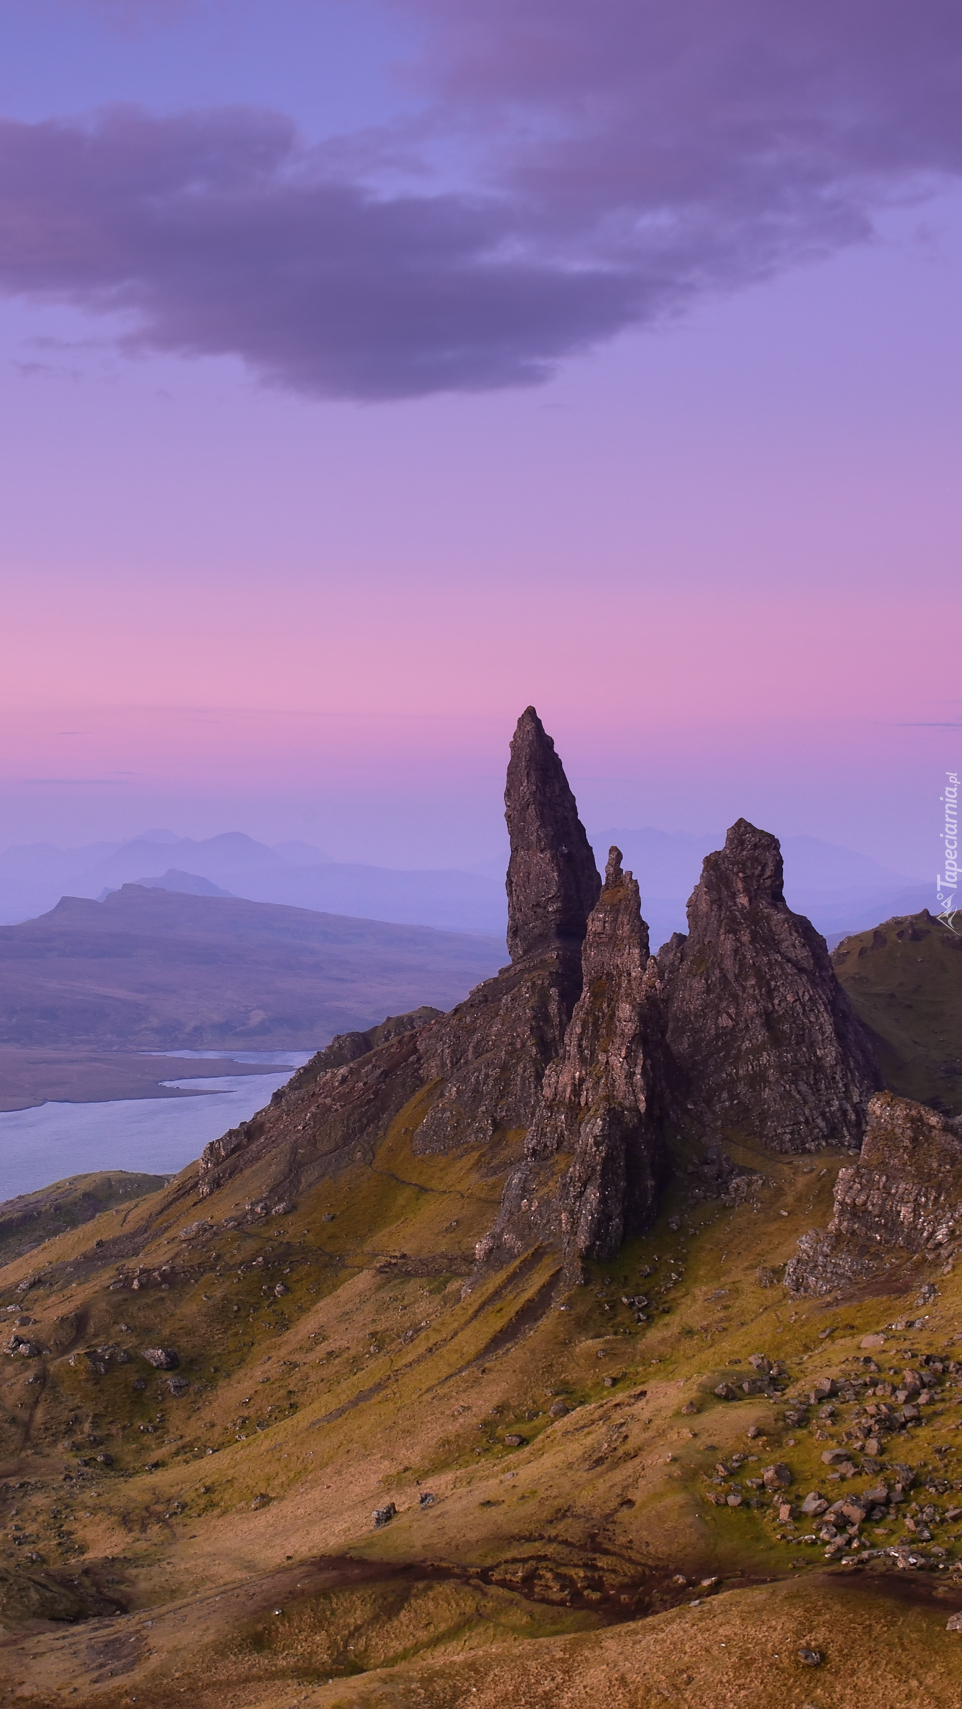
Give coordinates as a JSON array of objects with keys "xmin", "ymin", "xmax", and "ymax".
[
  {"xmin": 200, "ymin": 708, "xmax": 599, "ymax": 1191},
  {"xmin": 198, "ymin": 729, "xmax": 887, "ymax": 1308},
  {"xmin": 658, "ymin": 818, "xmax": 881, "ymax": 1152},
  {"xmin": 413, "ymin": 709, "xmax": 599, "ymax": 1152},
  {"xmin": 505, "ymin": 707, "xmax": 601, "ymax": 961},
  {"xmin": 479, "ymin": 846, "xmax": 663, "ymax": 1278}
]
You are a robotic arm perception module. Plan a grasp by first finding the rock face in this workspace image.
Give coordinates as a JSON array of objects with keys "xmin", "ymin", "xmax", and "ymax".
[
  {"xmin": 658, "ymin": 819, "xmax": 881, "ymax": 1153},
  {"xmin": 409, "ymin": 707, "xmax": 600, "ymax": 1154},
  {"xmin": 285, "ymin": 1009, "xmax": 443, "ymax": 1096},
  {"xmin": 198, "ymin": 1019, "xmax": 431, "ymax": 1199},
  {"xmin": 199, "ymin": 707, "xmax": 600, "ymax": 1191},
  {"xmin": 478, "ymin": 848, "xmax": 664, "ymax": 1279},
  {"xmin": 505, "ymin": 707, "xmax": 600, "ymax": 962},
  {"xmin": 196, "ymin": 730, "xmax": 889, "ymax": 1286},
  {"xmin": 786, "ymin": 1091, "xmax": 962, "ymax": 1296}
]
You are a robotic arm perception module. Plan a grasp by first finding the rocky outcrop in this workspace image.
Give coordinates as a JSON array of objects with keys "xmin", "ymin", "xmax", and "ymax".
[
  {"xmin": 411, "ymin": 707, "xmax": 600, "ymax": 1154},
  {"xmin": 505, "ymin": 707, "xmax": 600, "ymax": 961},
  {"xmin": 477, "ymin": 848, "xmax": 664, "ymax": 1278},
  {"xmin": 200, "ymin": 708, "xmax": 600, "ymax": 1187},
  {"xmin": 658, "ymin": 819, "xmax": 881, "ymax": 1153},
  {"xmin": 412, "ymin": 948, "xmax": 583, "ymax": 1153},
  {"xmin": 786, "ymin": 1091, "xmax": 962, "ymax": 1296},
  {"xmin": 197, "ymin": 1023, "xmax": 427, "ymax": 1199},
  {"xmin": 197, "ymin": 743, "xmax": 887, "ymax": 1280},
  {"xmin": 284, "ymin": 1008, "xmax": 443, "ymax": 1095}
]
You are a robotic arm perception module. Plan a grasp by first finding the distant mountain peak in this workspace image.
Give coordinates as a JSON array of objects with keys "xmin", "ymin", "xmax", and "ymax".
[{"xmin": 135, "ymin": 869, "xmax": 234, "ymax": 898}]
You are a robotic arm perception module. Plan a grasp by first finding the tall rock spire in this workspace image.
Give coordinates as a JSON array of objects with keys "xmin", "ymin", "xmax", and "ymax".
[
  {"xmin": 476, "ymin": 847, "xmax": 664, "ymax": 1280},
  {"xmin": 410, "ymin": 709, "xmax": 597, "ymax": 1154},
  {"xmin": 658, "ymin": 818, "xmax": 881, "ymax": 1152},
  {"xmin": 504, "ymin": 707, "xmax": 601, "ymax": 962}
]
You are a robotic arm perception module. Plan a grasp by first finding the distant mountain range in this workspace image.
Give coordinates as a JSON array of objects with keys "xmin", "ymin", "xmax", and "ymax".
[
  {"xmin": 0, "ymin": 830, "xmax": 508, "ymax": 936},
  {"xmin": 0, "ymin": 824, "xmax": 930, "ymax": 947}
]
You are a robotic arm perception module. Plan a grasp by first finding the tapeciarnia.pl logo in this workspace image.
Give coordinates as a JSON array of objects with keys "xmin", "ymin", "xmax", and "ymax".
[{"xmin": 936, "ymin": 770, "xmax": 960, "ymax": 934}]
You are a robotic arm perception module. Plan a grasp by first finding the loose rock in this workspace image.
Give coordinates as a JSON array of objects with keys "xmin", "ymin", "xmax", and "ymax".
[{"xmin": 142, "ymin": 1348, "xmax": 179, "ymax": 1370}]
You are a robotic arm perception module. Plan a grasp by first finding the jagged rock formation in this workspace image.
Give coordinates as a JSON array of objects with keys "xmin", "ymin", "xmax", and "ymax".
[
  {"xmin": 478, "ymin": 848, "xmax": 664, "ymax": 1279},
  {"xmin": 200, "ymin": 707, "xmax": 600, "ymax": 1194},
  {"xmin": 658, "ymin": 819, "xmax": 881, "ymax": 1153},
  {"xmin": 407, "ymin": 708, "xmax": 601, "ymax": 1155},
  {"xmin": 504, "ymin": 707, "xmax": 600, "ymax": 961},
  {"xmin": 786, "ymin": 1091, "xmax": 962, "ymax": 1296},
  {"xmin": 198, "ymin": 746, "xmax": 884, "ymax": 1268}
]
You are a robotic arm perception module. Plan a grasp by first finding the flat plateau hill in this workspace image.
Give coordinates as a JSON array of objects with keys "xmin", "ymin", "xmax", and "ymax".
[
  {"xmin": 0, "ymin": 885, "xmax": 503, "ymax": 1107},
  {"xmin": 0, "ymin": 884, "xmax": 504, "ymax": 1054},
  {"xmin": 833, "ymin": 910, "xmax": 962, "ymax": 1114}
]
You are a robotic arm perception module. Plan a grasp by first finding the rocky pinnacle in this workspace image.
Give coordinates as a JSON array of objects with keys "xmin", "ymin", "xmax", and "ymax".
[
  {"xmin": 658, "ymin": 818, "xmax": 881, "ymax": 1152},
  {"xmin": 504, "ymin": 707, "xmax": 601, "ymax": 962},
  {"xmin": 477, "ymin": 846, "xmax": 663, "ymax": 1277}
]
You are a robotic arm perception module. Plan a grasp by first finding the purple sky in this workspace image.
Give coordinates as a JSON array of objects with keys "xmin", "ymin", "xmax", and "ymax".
[{"xmin": 1, "ymin": 0, "xmax": 959, "ymax": 875}]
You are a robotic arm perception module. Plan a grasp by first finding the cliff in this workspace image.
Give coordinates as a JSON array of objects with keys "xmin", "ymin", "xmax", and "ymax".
[
  {"xmin": 786, "ymin": 1090, "xmax": 962, "ymax": 1296},
  {"xmin": 199, "ymin": 706, "xmax": 600, "ymax": 1200},
  {"xmin": 832, "ymin": 910, "xmax": 962, "ymax": 1115}
]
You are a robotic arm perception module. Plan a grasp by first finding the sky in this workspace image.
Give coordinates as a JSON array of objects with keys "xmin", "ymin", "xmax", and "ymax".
[{"xmin": 1, "ymin": 0, "xmax": 960, "ymax": 879}]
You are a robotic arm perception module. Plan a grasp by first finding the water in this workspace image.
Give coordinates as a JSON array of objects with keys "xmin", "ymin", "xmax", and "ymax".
[{"xmin": 0, "ymin": 1052, "xmax": 312, "ymax": 1200}]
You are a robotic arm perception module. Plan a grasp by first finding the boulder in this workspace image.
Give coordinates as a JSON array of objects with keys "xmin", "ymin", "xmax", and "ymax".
[{"xmin": 142, "ymin": 1348, "xmax": 179, "ymax": 1370}]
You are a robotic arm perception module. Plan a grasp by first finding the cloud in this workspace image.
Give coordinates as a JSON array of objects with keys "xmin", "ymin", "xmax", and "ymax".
[{"xmin": 1, "ymin": 0, "xmax": 961, "ymax": 398}]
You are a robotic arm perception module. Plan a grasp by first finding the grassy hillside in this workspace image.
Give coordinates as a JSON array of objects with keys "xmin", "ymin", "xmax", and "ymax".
[
  {"xmin": 832, "ymin": 910, "xmax": 962, "ymax": 1114},
  {"xmin": 4, "ymin": 1094, "xmax": 962, "ymax": 1706},
  {"xmin": 0, "ymin": 1171, "xmax": 169, "ymax": 1268}
]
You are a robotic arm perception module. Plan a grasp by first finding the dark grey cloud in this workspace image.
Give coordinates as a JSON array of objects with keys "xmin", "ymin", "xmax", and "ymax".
[
  {"xmin": 0, "ymin": 108, "xmax": 652, "ymax": 395},
  {"xmin": 1, "ymin": 0, "xmax": 961, "ymax": 398}
]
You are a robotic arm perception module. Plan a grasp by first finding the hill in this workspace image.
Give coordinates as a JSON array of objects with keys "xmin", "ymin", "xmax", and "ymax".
[
  {"xmin": 0, "ymin": 886, "xmax": 503, "ymax": 1108},
  {"xmin": 832, "ymin": 910, "xmax": 962, "ymax": 1114},
  {"xmin": 1, "ymin": 714, "xmax": 960, "ymax": 1709},
  {"xmin": 0, "ymin": 1170, "xmax": 169, "ymax": 1268}
]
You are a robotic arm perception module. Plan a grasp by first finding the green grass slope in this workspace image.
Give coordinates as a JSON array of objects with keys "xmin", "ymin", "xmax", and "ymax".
[
  {"xmin": 5, "ymin": 1096, "xmax": 962, "ymax": 1707},
  {"xmin": 0, "ymin": 1172, "xmax": 170, "ymax": 1268},
  {"xmin": 832, "ymin": 911, "xmax": 962, "ymax": 1113}
]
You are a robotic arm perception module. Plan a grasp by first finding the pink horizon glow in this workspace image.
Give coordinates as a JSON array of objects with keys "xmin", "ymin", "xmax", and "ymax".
[{"xmin": 1, "ymin": 4, "xmax": 959, "ymax": 877}]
